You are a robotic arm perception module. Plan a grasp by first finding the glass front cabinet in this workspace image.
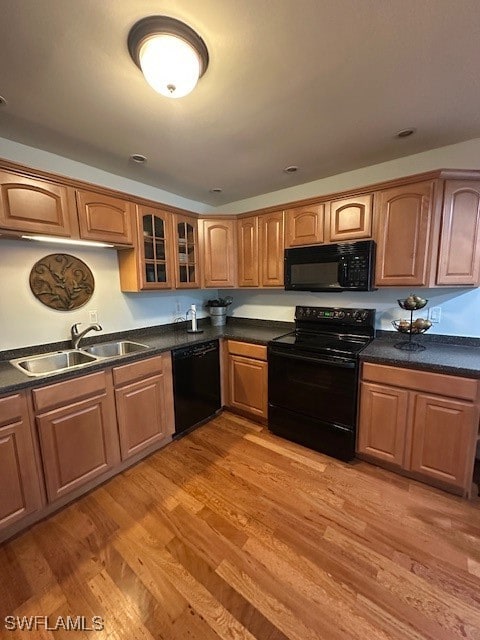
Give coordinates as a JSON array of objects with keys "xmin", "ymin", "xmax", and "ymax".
[
  {"xmin": 174, "ymin": 214, "xmax": 200, "ymax": 288},
  {"xmin": 141, "ymin": 207, "xmax": 171, "ymax": 288},
  {"xmin": 118, "ymin": 204, "xmax": 173, "ymax": 291}
]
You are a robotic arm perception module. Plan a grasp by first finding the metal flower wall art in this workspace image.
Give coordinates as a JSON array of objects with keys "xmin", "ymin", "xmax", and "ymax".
[{"xmin": 29, "ymin": 253, "xmax": 95, "ymax": 310}]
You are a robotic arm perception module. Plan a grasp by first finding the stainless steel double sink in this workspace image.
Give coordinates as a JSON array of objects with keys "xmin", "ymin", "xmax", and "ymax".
[{"xmin": 10, "ymin": 341, "xmax": 151, "ymax": 377}]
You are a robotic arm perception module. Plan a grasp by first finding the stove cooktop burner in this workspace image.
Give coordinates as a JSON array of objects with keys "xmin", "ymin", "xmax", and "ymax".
[
  {"xmin": 270, "ymin": 305, "xmax": 376, "ymax": 359},
  {"xmin": 272, "ymin": 330, "xmax": 372, "ymax": 356}
]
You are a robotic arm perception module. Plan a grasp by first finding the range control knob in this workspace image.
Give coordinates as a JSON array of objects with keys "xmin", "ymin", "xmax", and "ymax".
[{"xmin": 336, "ymin": 310, "xmax": 345, "ymax": 319}]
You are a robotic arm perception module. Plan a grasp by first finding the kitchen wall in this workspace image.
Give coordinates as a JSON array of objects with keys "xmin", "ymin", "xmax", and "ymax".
[
  {"xmin": 217, "ymin": 137, "xmax": 480, "ymax": 213},
  {"xmin": 0, "ymin": 239, "xmax": 213, "ymax": 351},
  {"xmin": 2, "ymin": 136, "xmax": 480, "ymax": 350},
  {"xmin": 222, "ymin": 287, "xmax": 480, "ymax": 338},
  {"xmin": 0, "ymin": 137, "xmax": 209, "ymax": 214}
]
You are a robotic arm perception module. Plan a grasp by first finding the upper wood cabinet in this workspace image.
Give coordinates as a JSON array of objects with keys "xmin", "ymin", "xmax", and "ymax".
[
  {"xmin": 0, "ymin": 169, "xmax": 78, "ymax": 237},
  {"xmin": 285, "ymin": 203, "xmax": 324, "ymax": 247},
  {"xmin": 327, "ymin": 194, "xmax": 373, "ymax": 242},
  {"xmin": 436, "ymin": 180, "xmax": 480, "ymax": 286},
  {"xmin": 173, "ymin": 214, "xmax": 200, "ymax": 288},
  {"xmin": 237, "ymin": 216, "xmax": 260, "ymax": 287},
  {"xmin": 0, "ymin": 392, "xmax": 45, "ymax": 533},
  {"xmin": 259, "ymin": 211, "xmax": 284, "ymax": 287},
  {"xmin": 374, "ymin": 181, "xmax": 435, "ymax": 287},
  {"xmin": 200, "ymin": 218, "xmax": 237, "ymax": 288},
  {"xmin": 118, "ymin": 205, "xmax": 173, "ymax": 291},
  {"xmin": 76, "ymin": 189, "xmax": 134, "ymax": 245}
]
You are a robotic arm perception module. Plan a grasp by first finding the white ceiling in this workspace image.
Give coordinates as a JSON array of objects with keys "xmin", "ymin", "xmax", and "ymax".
[{"xmin": 1, "ymin": 0, "xmax": 480, "ymax": 206}]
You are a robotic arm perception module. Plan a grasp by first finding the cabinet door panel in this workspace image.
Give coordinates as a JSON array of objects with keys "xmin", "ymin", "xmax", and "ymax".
[
  {"xmin": 357, "ymin": 382, "xmax": 409, "ymax": 467},
  {"xmin": 201, "ymin": 219, "xmax": 236, "ymax": 287},
  {"xmin": 409, "ymin": 393, "xmax": 477, "ymax": 489},
  {"xmin": 0, "ymin": 393, "xmax": 44, "ymax": 530},
  {"xmin": 375, "ymin": 181, "xmax": 434, "ymax": 286},
  {"xmin": 328, "ymin": 194, "xmax": 373, "ymax": 242},
  {"xmin": 115, "ymin": 374, "xmax": 173, "ymax": 459},
  {"xmin": 37, "ymin": 393, "xmax": 120, "ymax": 502},
  {"xmin": 174, "ymin": 215, "xmax": 200, "ymax": 288},
  {"xmin": 437, "ymin": 181, "xmax": 480, "ymax": 285},
  {"xmin": 260, "ymin": 211, "xmax": 284, "ymax": 287},
  {"xmin": 76, "ymin": 189, "xmax": 133, "ymax": 245},
  {"xmin": 228, "ymin": 355, "xmax": 267, "ymax": 419},
  {"xmin": 0, "ymin": 170, "xmax": 76, "ymax": 236},
  {"xmin": 237, "ymin": 217, "xmax": 259, "ymax": 287},
  {"xmin": 285, "ymin": 204, "xmax": 324, "ymax": 247}
]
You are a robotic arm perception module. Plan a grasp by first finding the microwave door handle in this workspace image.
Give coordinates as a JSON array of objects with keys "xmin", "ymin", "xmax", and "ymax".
[{"xmin": 339, "ymin": 259, "xmax": 348, "ymax": 287}]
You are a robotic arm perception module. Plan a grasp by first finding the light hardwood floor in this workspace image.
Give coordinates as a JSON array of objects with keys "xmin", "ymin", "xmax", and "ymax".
[{"xmin": 1, "ymin": 411, "xmax": 480, "ymax": 639}]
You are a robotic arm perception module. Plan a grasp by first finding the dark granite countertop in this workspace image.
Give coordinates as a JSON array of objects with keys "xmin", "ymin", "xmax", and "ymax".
[
  {"xmin": 4, "ymin": 319, "xmax": 480, "ymax": 395},
  {"xmin": 361, "ymin": 334, "xmax": 480, "ymax": 378},
  {"xmin": 0, "ymin": 318, "xmax": 294, "ymax": 396}
]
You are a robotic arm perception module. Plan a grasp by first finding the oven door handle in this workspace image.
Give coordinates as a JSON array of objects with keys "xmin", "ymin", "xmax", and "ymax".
[{"xmin": 268, "ymin": 348, "xmax": 356, "ymax": 369}]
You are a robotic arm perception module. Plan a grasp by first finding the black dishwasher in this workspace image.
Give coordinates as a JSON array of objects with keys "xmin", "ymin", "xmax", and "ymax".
[{"xmin": 172, "ymin": 340, "xmax": 221, "ymax": 436}]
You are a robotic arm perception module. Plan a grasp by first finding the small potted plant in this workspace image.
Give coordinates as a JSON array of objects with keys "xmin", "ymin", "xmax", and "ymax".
[{"xmin": 205, "ymin": 296, "xmax": 233, "ymax": 326}]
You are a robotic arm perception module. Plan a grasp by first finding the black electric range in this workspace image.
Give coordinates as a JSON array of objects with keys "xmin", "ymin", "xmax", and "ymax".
[{"xmin": 268, "ymin": 306, "xmax": 375, "ymax": 461}]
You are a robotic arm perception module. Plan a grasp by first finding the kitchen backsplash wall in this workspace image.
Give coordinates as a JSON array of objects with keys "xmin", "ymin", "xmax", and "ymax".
[
  {"xmin": 1, "ymin": 234, "xmax": 479, "ymax": 351},
  {"xmin": 221, "ymin": 287, "xmax": 480, "ymax": 338},
  {"xmin": 0, "ymin": 239, "xmax": 214, "ymax": 351}
]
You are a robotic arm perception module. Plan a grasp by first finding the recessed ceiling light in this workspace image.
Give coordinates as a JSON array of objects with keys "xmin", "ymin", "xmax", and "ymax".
[
  {"xmin": 0, "ymin": 96, "xmax": 7, "ymax": 106},
  {"xmin": 283, "ymin": 165, "xmax": 299, "ymax": 174},
  {"xmin": 130, "ymin": 153, "xmax": 147, "ymax": 163},
  {"xmin": 209, "ymin": 188, "xmax": 222, "ymax": 193},
  {"xmin": 395, "ymin": 128, "xmax": 416, "ymax": 138}
]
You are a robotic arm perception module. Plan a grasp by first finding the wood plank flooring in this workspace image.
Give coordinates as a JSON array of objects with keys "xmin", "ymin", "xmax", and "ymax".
[{"xmin": 1, "ymin": 411, "xmax": 480, "ymax": 639}]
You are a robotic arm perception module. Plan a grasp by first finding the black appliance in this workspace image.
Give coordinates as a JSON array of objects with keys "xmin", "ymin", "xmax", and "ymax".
[
  {"xmin": 284, "ymin": 239, "xmax": 376, "ymax": 292},
  {"xmin": 172, "ymin": 340, "xmax": 221, "ymax": 436},
  {"xmin": 268, "ymin": 306, "xmax": 375, "ymax": 461}
]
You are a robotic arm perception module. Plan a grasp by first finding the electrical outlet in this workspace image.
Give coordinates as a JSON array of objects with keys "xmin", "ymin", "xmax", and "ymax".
[
  {"xmin": 89, "ymin": 309, "xmax": 98, "ymax": 324},
  {"xmin": 428, "ymin": 306, "xmax": 441, "ymax": 323}
]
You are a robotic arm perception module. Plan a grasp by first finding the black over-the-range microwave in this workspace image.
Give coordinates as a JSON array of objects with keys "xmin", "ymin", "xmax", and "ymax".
[{"xmin": 284, "ymin": 239, "xmax": 376, "ymax": 292}]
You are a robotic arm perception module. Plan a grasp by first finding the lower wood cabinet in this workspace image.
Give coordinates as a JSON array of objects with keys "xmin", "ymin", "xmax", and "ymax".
[
  {"xmin": 33, "ymin": 371, "xmax": 120, "ymax": 503},
  {"xmin": 357, "ymin": 382, "xmax": 409, "ymax": 468},
  {"xmin": 113, "ymin": 354, "xmax": 175, "ymax": 460},
  {"xmin": 225, "ymin": 340, "xmax": 268, "ymax": 420},
  {"xmin": 0, "ymin": 392, "xmax": 44, "ymax": 531},
  {"xmin": 357, "ymin": 362, "xmax": 480, "ymax": 496}
]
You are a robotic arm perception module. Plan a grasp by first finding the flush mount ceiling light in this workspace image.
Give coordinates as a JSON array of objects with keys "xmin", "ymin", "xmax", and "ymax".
[{"xmin": 128, "ymin": 16, "xmax": 209, "ymax": 98}]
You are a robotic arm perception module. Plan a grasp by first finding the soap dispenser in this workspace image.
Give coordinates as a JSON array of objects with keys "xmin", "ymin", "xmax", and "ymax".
[{"xmin": 186, "ymin": 304, "xmax": 203, "ymax": 334}]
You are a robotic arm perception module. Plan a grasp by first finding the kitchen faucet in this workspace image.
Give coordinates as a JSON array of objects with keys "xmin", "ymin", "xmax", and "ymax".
[{"xmin": 71, "ymin": 323, "xmax": 102, "ymax": 349}]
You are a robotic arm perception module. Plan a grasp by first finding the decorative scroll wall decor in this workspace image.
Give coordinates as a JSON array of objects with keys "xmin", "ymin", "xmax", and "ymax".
[{"xmin": 29, "ymin": 253, "xmax": 94, "ymax": 310}]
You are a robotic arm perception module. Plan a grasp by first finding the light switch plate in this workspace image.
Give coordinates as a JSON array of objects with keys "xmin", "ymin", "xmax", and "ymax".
[
  {"xmin": 89, "ymin": 309, "xmax": 98, "ymax": 324},
  {"xmin": 428, "ymin": 307, "xmax": 441, "ymax": 323}
]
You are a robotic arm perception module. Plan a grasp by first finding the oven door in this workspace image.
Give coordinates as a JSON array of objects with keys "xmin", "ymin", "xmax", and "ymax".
[
  {"xmin": 268, "ymin": 346, "xmax": 358, "ymax": 460},
  {"xmin": 268, "ymin": 346, "xmax": 358, "ymax": 427}
]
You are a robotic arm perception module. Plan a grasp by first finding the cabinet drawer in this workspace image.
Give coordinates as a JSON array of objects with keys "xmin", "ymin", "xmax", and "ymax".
[
  {"xmin": 362, "ymin": 362, "xmax": 478, "ymax": 401},
  {"xmin": 226, "ymin": 340, "xmax": 267, "ymax": 361},
  {"xmin": 32, "ymin": 370, "xmax": 108, "ymax": 412},
  {"xmin": 0, "ymin": 393, "xmax": 24, "ymax": 426},
  {"xmin": 113, "ymin": 354, "xmax": 166, "ymax": 386}
]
